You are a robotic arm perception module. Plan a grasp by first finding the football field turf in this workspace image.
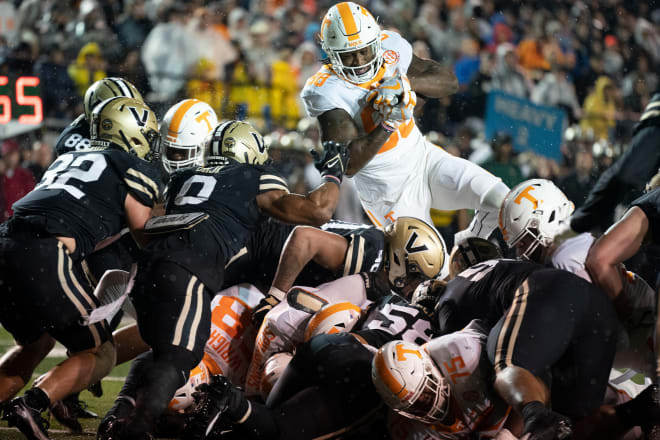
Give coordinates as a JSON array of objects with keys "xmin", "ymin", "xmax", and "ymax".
[{"xmin": 0, "ymin": 326, "xmax": 135, "ymax": 440}]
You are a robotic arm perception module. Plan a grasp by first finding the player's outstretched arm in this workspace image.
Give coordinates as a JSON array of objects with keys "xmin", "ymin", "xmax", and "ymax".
[
  {"xmin": 318, "ymin": 108, "xmax": 391, "ymax": 176},
  {"xmin": 271, "ymin": 226, "xmax": 350, "ymax": 293},
  {"xmin": 406, "ymin": 54, "xmax": 458, "ymax": 99},
  {"xmin": 586, "ymin": 206, "xmax": 649, "ymax": 300}
]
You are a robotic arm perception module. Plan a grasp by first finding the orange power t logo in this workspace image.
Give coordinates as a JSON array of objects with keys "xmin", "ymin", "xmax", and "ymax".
[
  {"xmin": 195, "ymin": 111, "xmax": 214, "ymax": 132},
  {"xmin": 514, "ymin": 186, "xmax": 539, "ymax": 209},
  {"xmin": 396, "ymin": 344, "xmax": 422, "ymax": 361}
]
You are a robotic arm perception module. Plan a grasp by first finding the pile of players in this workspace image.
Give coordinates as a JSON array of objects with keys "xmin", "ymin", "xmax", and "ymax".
[{"xmin": 1, "ymin": 2, "xmax": 660, "ymax": 440}]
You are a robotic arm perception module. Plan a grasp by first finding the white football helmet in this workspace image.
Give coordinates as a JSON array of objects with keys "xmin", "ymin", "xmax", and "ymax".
[
  {"xmin": 160, "ymin": 99, "xmax": 218, "ymax": 173},
  {"xmin": 259, "ymin": 352, "xmax": 293, "ymax": 399},
  {"xmin": 499, "ymin": 179, "xmax": 575, "ymax": 260},
  {"xmin": 372, "ymin": 340, "xmax": 450, "ymax": 424},
  {"xmin": 168, "ymin": 361, "xmax": 210, "ymax": 411},
  {"xmin": 320, "ymin": 2, "xmax": 383, "ymax": 84},
  {"xmin": 304, "ymin": 302, "xmax": 362, "ymax": 342}
]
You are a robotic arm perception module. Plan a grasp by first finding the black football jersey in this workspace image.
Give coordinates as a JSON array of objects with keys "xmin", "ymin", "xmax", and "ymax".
[
  {"xmin": 13, "ymin": 148, "xmax": 164, "ymax": 260},
  {"xmin": 146, "ymin": 163, "xmax": 290, "ymax": 292},
  {"xmin": 435, "ymin": 259, "xmax": 543, "ymax": 335},
  {"xmin": 223, "ymin": 219, "xmax": 385, "ymax": 290},
  {"xmin": 55, "ymin": 115, "xmax": 92, "ymax": 156},
  {"xmin": 632, "ymin": 187, "xmax": 660, "ymax": 245},
  {"xmin": 356, "ymin": 293, "xmax": 435, "ymax": 348}
]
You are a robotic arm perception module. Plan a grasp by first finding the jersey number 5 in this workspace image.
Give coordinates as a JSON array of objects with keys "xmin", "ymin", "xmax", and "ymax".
[
  {"xmin": 174, "ymin": 175, "xmax": 217, "ymax": 206},
  {"xmin": 36, "ymin": 153, "xmax": 107, "ymax": 199}
]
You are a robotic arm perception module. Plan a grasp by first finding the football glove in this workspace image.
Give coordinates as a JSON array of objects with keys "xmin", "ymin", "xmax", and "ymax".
[
  {"xmin": 367, "ymin": 74, "xmax": 408, "ymax": 110},
  {"xmin": 252, "ymin": 295, "xmax": 280, "ymax": 328},
  {"xmin": 522, "ymin": 401, "xmax": 573, "ymax": 440},
  {"xmin": 310, "ymin": 140, "xmax": 349, "ymax": 187}
]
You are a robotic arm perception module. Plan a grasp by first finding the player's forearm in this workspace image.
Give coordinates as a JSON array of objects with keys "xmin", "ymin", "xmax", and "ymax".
[
  {"xmin": 345, "ymin": 125, "xmax": 392, "ymax": 176},
  {"xmin": 586, "ymin": 207, "xmax": 649, "ymax": 299},
  {"xmin": 272, "ymin": 233, "xmax": 316, "ymax": 292},
  {"xmin": 409, "ymin": 63, "xmax": 458, "ymax": 99}
]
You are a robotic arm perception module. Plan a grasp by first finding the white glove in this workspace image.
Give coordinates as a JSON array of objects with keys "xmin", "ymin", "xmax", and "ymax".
[
  {"xmin": 367, "ymin": 73, "xmax": 416, "ymax": 129},
  {"xmin": 366, "ymin": 74, "xmax": 407, "ymax": 109}
]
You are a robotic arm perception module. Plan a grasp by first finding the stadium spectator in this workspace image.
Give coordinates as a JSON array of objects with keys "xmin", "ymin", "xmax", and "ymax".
[
  {"xmin": 557, "ymin": 145, "xmax": 597, "ymax": 208},
  {"xmin": 67, "ymin": 42, "xmax": 106, "ymax": 97},
  {"xmin": 35, "ymin": 42, "xmax": 79, "ymax": 118},
  {"xmin": 115, "ymin": 0, "xmax": 153, "ymax": 51},
  {"xmin": 531, "ymin": 64, "xmax": 581, "ymax": 122},
  {"xmin": 1, "ymin": 139, "xmax": 35, "ymax": 221},
  {"xmin": 481, "ymin": 132, "xmax": 524, "ymax": 188},
  {"xmin": 580, "ymin": 76, "xmax": 620, "ymax": 140},
  {"xmin": 491, "ymin": 43, "xmax": 530, "ymax": 98},
  {"xmin": 141, "ymin": 3, "xmax": 197, "ymax": 106}
]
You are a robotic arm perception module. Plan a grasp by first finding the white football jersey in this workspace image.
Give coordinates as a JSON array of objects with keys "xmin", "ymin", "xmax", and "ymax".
[
  {"xmin": 388, "ymin": 321, "xmax": 510, "ymax": 439},
  {"xmin": 301, "ymin": 31, "xmax": 424, "ymax": 211},
  {"xmin": 550, "ymin": 233, "xmax": 595, "ymax": 282}
]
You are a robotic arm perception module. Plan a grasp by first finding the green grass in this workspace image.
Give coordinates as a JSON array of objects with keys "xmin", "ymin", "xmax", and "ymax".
[{"xmin": 0, "ymin": 326, "xmax": 131, "ymax": 439}]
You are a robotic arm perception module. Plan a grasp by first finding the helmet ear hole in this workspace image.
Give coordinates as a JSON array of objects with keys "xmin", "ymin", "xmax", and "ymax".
[{"xmin": 548, "ymin": 210, "xmax": 556, "ymax": 223}]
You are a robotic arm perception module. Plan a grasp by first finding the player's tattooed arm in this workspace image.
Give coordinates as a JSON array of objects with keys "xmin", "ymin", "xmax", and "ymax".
[
  {"xmin": 406, "ymin": 54, "xmax": 458, "ymax": 99},
  {"xmin": 586, "ymin": 206, "xmax": 650, "ymax": 300},
  {"xmin": 318, "ymin": 108, "xmax": 391, "ymax": 176},
  {"xmin": 256, "ymin": 184, "xmax": 340, "ymax": 227},
  {"xmin": 271, "ymin": 227, "xmax": 350, "ymax": 292}
]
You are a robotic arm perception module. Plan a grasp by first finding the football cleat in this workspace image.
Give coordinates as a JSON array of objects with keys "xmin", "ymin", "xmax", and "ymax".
[{"xmin": 2, "ymin": 396, "xmax": 51, "ymax": 440}]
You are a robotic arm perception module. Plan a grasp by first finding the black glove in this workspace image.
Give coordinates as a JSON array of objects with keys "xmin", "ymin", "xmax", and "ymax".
[
  {"xmin": 522, "ymin": 401, "xmax": 573, "ymax": 440},
  {"xmin": 252, "ymin": 295, "xmax": 280, "ymax": 328},
  {"xmin": 310, "ymin": 140, "xmax": 349, "ymax": 187}
]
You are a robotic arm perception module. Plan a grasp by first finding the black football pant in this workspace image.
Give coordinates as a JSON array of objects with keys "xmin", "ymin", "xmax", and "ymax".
[
  {"xmin": 0, "ymin": 228, "xmax": 111, "ymax": 353},
  {"xmin": 123, "ymin": 260, "xmax": 213, "ymax": 436},
  {"xmin": 487, "ymin": 269, "xmax": 618, "ymax": 419}
]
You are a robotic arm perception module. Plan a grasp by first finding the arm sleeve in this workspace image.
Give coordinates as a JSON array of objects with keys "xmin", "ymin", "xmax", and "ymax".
[
  {"xmin": 258, "ymin": 172, "xmax": 289, "ymax": 194},
  {"xmin": 123, "ymin": 161, "xmax": 164, "ymax": 208}
]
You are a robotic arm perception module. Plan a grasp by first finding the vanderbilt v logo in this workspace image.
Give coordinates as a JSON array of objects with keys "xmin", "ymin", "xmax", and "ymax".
[
  {"xmin": 405, "ymin": 231, "xmax": 428, "ymax": 254},
  {"xmin": 128, "ymin": 107, "xmax": 149, "ymax": 127}
]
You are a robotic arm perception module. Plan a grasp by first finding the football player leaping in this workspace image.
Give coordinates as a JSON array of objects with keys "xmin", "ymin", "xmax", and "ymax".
[{"xmin": 301, "ymin": 2, "xmax": 509, "ymax": 241}]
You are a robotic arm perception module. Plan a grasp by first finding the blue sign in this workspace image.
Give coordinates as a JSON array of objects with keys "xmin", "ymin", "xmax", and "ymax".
[{"xmin": 485, "ymin": 91, "xmax": 566, "ymax": 161}]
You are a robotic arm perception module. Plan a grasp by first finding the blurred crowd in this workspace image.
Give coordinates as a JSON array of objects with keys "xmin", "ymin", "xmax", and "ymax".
[{"xmin": 1, "ymin": 0, "xmax": 659, "ymax": 240}]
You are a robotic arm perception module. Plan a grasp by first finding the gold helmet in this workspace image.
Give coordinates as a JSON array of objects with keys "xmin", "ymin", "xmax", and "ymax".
[
  {"xmin": 204, "ymin": 120, "xmax": 269, "ymax": 166},
  {"xmin": 448, "ymin": 237, "xmax": 502, "ymax": 279},
  {"xmin": 90, "ymin": 97, "xmax": 161, "ymax": 162},
  {"xmin": 83, "ymin": 77, "xmax": 143, "ymax": 121},
  {"xmin": 384, "ymin": 217, "xmax": 448, "ymax": 289}
]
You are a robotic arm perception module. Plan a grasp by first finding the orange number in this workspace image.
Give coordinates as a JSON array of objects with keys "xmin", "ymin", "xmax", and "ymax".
[
  {"xmin": 307, "ymin": 72, "xmax": 331, "ymax": 87},
  {"xmin": 16, "ymin": 76, "xmax": 43, "ymax": 124},
  {"xmin": 444, "ymin": 356, "xmax": 470, "ymax": 383},
  {"xmin": 212, "ymin": 296, "xmax": 247, "ymax": 340},
  {"xmin": 0, "ymin": 76, "xmax": 10, "ymax": 124}
]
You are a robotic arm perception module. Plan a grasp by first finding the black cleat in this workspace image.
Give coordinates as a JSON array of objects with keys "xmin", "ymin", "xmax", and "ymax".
[
  {"xmin": 184, "ymin": 375, "xmax": 237, "ymax": 440},
  {"xmin": 97, "ymin": 414, "xmax": 125, "ymax": 440},
  {"xmin": 637, "ymin": 384, "xmax": 660, "ymax": 438},
  {"xmin": 2, "ymin": 397, "xmax": 51, "ymax": 440}
]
